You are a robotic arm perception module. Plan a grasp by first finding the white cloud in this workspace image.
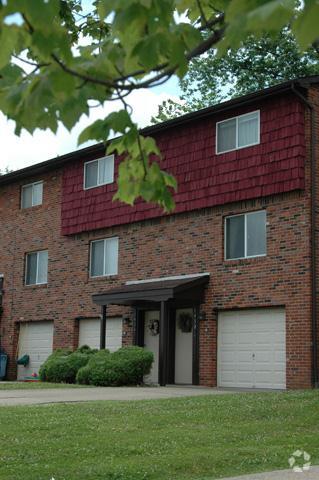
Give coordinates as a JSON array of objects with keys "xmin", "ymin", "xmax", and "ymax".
[{"xmin": 0, "ymin": 88, "xmax": 181, "ymax": 172}]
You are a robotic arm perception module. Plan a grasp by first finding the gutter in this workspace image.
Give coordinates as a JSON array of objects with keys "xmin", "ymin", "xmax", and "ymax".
[{"xmin": 291, "ymin": 82, "xmax": 319, "ymax": 388}]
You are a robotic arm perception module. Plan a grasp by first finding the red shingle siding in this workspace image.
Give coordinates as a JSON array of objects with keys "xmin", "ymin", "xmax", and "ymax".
[{"xmin": 61, "ymin": 94, "xmax": 306, "ymax": 235}]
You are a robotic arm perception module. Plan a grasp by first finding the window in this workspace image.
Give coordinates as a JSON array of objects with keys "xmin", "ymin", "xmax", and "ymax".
[
  {"xmin": 90, "ymin": 237, "xmax": 118, "ymax": 277},
  {"xmin": 21, "ymin": 181, "xmax": 43, "ymax": 208},
  {"xmin": 84, "ymin": 155, "xmax": 114, "ymax": 189},
  {"xmin": 25, "ymin": 250, "xmax": 48, "ymax": 285},
  {"xmin": 225, "ymin": 210, "xmax": 266, "ymax": 260},
  {"xmin": 216, "ymin": 111, "xmax": 260, "ymax": 154}
]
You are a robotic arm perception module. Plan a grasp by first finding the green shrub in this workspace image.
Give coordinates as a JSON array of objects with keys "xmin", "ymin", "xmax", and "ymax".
[
  {"xmin": 77, "ymin": 345, "xmax": 98, "ymax": 355},
  {"xmin": 39, "ymin": 345, "xmax": 97, "ymax": 383},
  {"xmin": 39, "ymin": 348, "xmax": 72, "ymax": 381},
  {"xmin": 76, "ymin": 347, "xmax": 153, "ymax": 386},
  {"xmin": 76, "ymin": 350, "xmax": 110, "ymax": 385}
]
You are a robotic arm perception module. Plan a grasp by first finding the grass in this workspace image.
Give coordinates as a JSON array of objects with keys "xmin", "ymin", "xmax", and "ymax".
[
  {"xmin": 0, "ymin": 391, "xmax": 318, "ymax": 480},
  {"xmin": 0, "ymin": 382, "xmax": 89, "ymax": 390}
]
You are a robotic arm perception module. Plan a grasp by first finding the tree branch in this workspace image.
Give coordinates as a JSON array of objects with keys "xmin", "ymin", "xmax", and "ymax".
[
  {"xmin": 23, "ymin": 9, "xmax": 225, "ymax": 94},
  {"xmin": 196, "ymin": 0, "xmax": 208, "ymax": 28},
  {"xmin": 51, "ymin": 25, "xmax": 225, "ymax": 92}
]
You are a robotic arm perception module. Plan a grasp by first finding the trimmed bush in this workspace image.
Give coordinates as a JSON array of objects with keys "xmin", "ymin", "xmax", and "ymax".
[
  {"xmin": 39, "ymin": 345, "xmax": 97, "ymax": 383},
  {"xmin": 76, "ymin": 346, "xmax": 154, "ymax": 386},
  {"xmin": 76, "ymin": 349, "xmax": 110, "ymax": 385}
]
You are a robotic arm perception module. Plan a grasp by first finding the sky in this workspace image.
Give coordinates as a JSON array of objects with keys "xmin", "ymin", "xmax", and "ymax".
[
  {"xmin": 0, "ymin": 78, "xmax": 182, "ymax": 172},
  {"xmin": 0, "ymin": 0, "xmax": 187, "ymax": 173}
]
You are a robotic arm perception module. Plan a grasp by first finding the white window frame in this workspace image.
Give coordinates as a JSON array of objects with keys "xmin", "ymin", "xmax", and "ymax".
[
  {"xmin": 83, "ymin": 155, "xmax": 114, "ymax": 190},
  {"xmin": 224, "ymin": 210, "xmax": 266, "ymax": 261},
  {"xmin": 21, "ymin": 181, "xmax": 43, "ymax": 208},
  {"xmin": 89, "ymin": 237, "xmax": 119, "ymax": 278},
  {"xmin": 25, "ymin": 250, "xmax": 48, "ymax": 286},
  {"xmin": 216, "ymin": 110, "xmax": 260, "ymax": 155}
]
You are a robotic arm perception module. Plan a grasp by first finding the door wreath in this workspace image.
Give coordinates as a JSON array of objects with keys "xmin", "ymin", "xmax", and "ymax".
[
  {"xmin": 148, "ymin": 319, "xmax": 160, "ymax": 336},
  {"xmin": 177, "ymin": 312, "xmax": 193, "ymax": 333}
]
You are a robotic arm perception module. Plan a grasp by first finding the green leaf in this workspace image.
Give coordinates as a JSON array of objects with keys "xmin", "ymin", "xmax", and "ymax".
[
  {"xmin": 3, "ymin": 0, "xmax": 60, "ymax": 27},
  {"xmin": 0, "ymin": 25, "xmax": 20, "ymax": 68},
  {"xmin": 59, "ymin": 95, "xmax": 88, "ymax": 131},
  {"xmin": 218, "ymin": 0, "xmax": 295, "ymax": 54},
  {"xmin": 293, "ymin": 0, "xmax": 319, "ymax": 49},
  {"xmin": 78, "ymin": 119, "xmax": 110, "ymax": 145},
  {"xmin": 106, "ymin": 110, "xmax": 133, "ymax": 134}
]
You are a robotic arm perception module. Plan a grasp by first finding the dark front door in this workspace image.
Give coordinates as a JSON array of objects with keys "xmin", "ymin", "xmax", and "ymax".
[{"xmin": 135, "ymin": 305, "xmax": 199, "ymax": 386}]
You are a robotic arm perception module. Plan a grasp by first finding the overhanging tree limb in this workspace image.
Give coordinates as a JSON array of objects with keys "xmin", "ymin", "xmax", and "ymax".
[{"xmin": 0, "ymin": 0, "xmax": 318, "ymax": 211}]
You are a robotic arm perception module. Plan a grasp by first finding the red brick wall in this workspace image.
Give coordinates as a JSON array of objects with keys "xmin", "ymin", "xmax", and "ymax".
[
  {"xmin": 61, "ymin": 94, "xmax": 306, "ymax": 235},
  {"xmin": 0, "ymin": 166, "xmax": 313, "ymax": 387}
]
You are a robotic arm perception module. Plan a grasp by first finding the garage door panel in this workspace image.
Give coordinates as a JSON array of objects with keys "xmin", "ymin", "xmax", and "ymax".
[
  {"xmin": 238, "ymin": 332, "xmax": 254, "ymax": 344},
  {"xmin": 218, "ymin": 308, "xmax": 286, "ymax": 389},
  {"xmin": 274, "ymin": 351, "xmax": 286, "ymax": 362},
  {"xmin": 79, "ymin": 318, "xmax": 122, "ymax": 352},
  {"xmin": 237, "ymin": 352, "xmax": 252, "ymax": 362},
  {"xmin": 17, "ymin": 321, "xmax": 54, "ymax": 380}
]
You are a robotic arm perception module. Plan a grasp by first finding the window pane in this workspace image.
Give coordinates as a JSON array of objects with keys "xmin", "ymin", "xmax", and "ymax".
[
  {"xmin": 98, "ymin": 156, "xmax": 114, "ymax": 185},
  {"xmin": 26, "ymin": 253, "xmax": 38, "ymax": 285},
  {"xmin": 85, "ymin": 161, "xmax": 98, "ymax": 189},
  {"xmin": 22, "ymin": 185, "xmax": 33, "ymax": 209},
  {"xmin": 104, "ymin": 237, "xmax": 118, "ymax": 275},
  {"xmin": 247, "ymin": 211, "xmax": 266, "ymax": 257},
  {"xmin": 32, "ymin": 183, "xmax": 43, "ymax": 206},
  {"xmin": 217, "ymin": 118, "xmax": 236, "ymax": 153},
  {"xmin": 226, "ymin": 215, "xmax": 245, "ymax": 259},
  {"xmin": 91, "ymin": 240, "xmax": 104, "ymax": 276},
  {"xmin": 37, "ymin": 250, "xmax": 48, "ymax": 284},
  {"xmin": 238, "ymin": 112, "xmax": 259, "ymax": 148}
]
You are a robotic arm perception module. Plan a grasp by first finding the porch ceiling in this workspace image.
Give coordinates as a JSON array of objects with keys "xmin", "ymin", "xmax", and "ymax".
[{"xmin": 92, "ymin": 275, "xmax": 209, "ymax": 306}]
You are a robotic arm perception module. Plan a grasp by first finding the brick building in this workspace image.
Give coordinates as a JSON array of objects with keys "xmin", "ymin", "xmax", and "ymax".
[{"xmin": 0, "ymin": 76, "xmax": 318, "ymax": 389}]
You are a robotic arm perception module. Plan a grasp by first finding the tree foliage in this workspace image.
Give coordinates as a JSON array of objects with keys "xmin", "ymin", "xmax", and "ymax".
[
  {"xmin": 0, "ymin": 0, "xmax": 318, "ymax": 210},
  {"xmin": 0, "ymin": 166, "xmax": 12, "ymax": 175},
  {"xmin": 153, "ymin": 29, "xmax": 319, "ymax": 123}
]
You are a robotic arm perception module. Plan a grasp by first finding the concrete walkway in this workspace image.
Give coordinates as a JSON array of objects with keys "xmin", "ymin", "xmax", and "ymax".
[
  {"xmin": 222, "ymin": 467, "xmax": 319, "ymax": 479},
  {"xmin": 0, "ymin": 385, "xmax": 237, "ymax": 406}
]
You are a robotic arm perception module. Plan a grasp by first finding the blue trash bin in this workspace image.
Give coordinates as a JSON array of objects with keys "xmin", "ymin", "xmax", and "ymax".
[{"xmin": 0, "ymin": 353, "xmax": 8, "ymax": 380}]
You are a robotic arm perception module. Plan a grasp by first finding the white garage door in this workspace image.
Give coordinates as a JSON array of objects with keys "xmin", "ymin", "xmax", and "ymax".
[
  {"xmin": 218, "ymin": 309, "xmax": 286, "ymax": 389},
  {"xmin": 17, "ymin": 321, "xmax": 54, "ymax": 380},
  {"xmin": 78, "ymin": 317, "xmax": 122, "ymax": 351}
]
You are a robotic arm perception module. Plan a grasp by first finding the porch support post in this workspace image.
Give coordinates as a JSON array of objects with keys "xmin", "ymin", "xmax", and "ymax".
[
  {"xmin": 134, "ymin": 308, "xmax": 145, "ymax": 347},
  {"xmin": 159, "ymin": 300, "xmax": 169, "ymax": 386},
  {"xmin": 100, "ymin": 305, "xmax": 107, "ymax": 349}
]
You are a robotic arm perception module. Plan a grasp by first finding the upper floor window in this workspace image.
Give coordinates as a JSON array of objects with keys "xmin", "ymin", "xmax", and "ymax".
[
  {"xmin": 25, "ymin": 250, "xmax": 48, "ymax": 285},
  {"xmin": 84, "ymin": 155, "xmax": 114, "ymax": 190},
  {"xmin": 225, "ymin": 210, "xmax": 266, "ymax": 260},
  {"xmin": 216, "ymin": 111, "xmax": 260, "ymax": 154},
  {"xmin": 90, "ymin": 237, "xmax": 118, "ymax": 277},
  {"xmin": 21, "ymin": 181, "xmax": 43, "ymax": 208}
]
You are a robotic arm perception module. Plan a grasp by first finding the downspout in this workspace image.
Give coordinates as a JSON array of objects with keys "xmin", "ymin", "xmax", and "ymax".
[
  {"xmin": 0, "ymin": 275, "xmax": 3, "ymax": 353},
  {"xmin": 291, "ymin": 82, "xmax": 319, "ymax": 388},
  {"xmin": 100, "ymin": 305, "xmax": 107, "ymax": 349}
]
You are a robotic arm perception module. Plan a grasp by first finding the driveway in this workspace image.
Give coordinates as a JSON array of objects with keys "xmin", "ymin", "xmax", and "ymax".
[
  {"xmin": 0, "ymin": 385, "xmax": 237, "ymax": 406},
  {"xmin": 223, "ymin": 467, "xmax": 319, "ymax": 479}
]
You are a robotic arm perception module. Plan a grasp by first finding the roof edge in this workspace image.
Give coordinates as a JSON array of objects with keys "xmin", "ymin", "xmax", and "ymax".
[{"xmin": 0, "ymin": 76, "xmax": 316, "ymax": 187}]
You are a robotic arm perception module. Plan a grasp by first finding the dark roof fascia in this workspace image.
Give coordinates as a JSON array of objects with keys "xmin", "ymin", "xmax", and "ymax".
[
  {"xmin": 0, "ymin": 142, "xmax": 106, "ymax": 187},
  {"xmin": 142, "ymin": 81, "xmax": 300, "ymax": 136},
  {"xmin": 0, "ymin": 77, "xmax": 316, "ymax": 187},
  {"xmin": 92, "ymin": 274, "xmax": 209, "ymax": 306},
  {"xmin": 93, "ymin": 287, "xmax": 174, "ymax": 305}
]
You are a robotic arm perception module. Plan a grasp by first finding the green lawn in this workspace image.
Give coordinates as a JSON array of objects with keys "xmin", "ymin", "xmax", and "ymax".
[
  {"xmin": 0, "ymin": 381, "xmax": 88, "ymax": 389},
  {"xmin": 0, "ymin": 391, "xmax": 318, "ymax": 480}
]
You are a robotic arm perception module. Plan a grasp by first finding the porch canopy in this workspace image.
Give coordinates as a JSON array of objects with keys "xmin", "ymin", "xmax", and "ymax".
[
  {"xmin": 92, "ymin": 275, "xmax": 209, "ymax": 307},
  {"xmin": 92, "ymin": 275, "xmax": 209, "ymax": 386}
]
